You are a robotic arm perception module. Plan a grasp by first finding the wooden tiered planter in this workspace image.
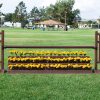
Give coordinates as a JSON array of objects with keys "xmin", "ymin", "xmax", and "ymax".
[{"xmin": 8, "ymin": 55, "xmax": 92, "ymax": 73}]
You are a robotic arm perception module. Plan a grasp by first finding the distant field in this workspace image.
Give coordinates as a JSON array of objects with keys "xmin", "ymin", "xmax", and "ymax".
[
  {"xmin": 3, "ymin": 28, "xmax": 96, "ymax": 46},
  {"xmin": 0, "ymin": 28, "xmax": 100, "ymax": 100}
]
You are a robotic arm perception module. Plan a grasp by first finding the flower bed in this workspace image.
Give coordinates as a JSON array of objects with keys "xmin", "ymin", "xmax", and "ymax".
[{"xmin": 8, "ymin": 50, "xmax": 92, "ymax": 70}]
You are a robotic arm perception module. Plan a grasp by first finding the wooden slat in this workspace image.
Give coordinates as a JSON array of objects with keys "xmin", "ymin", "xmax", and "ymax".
[
  {"xmin": 4, "ymin": 45, "xmax": 95, "ymax": 49},
  {"xmin": 8, "ymin": 69, "xmax": 93, "ymax": 74},
  {"xmin": 99, "ymin": 34, "xmax": 100, "ymax": 63},
  {"xmin": 95, "ymin": 31, "xmax": 98, "ymax": 70}
]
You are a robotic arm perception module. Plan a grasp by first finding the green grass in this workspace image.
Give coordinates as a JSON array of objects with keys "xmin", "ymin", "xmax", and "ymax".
[
  {"xmin": 1, "ymin": 74, "xmax": 100, "ymax": 100},
  {"xmin": 0, "ymin": 27, "xmax": 100, "ymax": 100},
  {"xmin": 4, "ymin": 28, "xmax": 95, "ymax": 46}
]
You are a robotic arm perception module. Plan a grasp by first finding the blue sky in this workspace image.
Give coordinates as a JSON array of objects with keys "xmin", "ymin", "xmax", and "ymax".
[{"xmin": 0, "ymin": 0, "xmax": 100, "ymax": 19}]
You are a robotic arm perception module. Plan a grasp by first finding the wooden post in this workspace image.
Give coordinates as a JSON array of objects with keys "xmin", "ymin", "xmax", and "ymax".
[
  {"xmin": 98, "ymin": 34, "xmax": 100, "ymax": 63},
  {"xmin": 1, "ymin": 30, "xmax": 4, "ymax": 72},
  {"xmin": 95, "ymin": 31, "xmax": 98, "ymax": 70}
]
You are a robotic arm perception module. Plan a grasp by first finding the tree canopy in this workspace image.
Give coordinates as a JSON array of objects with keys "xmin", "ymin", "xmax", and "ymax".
[
  {"xmin": 29, "ymin": 0, "xmax": 80, "ymax": 26},
  {"xmin": 46, "ymin": 0, "xmax": 80, "ymax": 25},
  {"xmin": 13, "ymin": 1, "xmax": 27, "ymax": 28},
  {"xmin": 4, "ymin": 0, "xmax": 81, "ymax": 27}
]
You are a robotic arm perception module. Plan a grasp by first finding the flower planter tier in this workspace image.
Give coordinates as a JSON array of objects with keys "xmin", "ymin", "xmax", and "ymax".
[
  {"xmin": 8, "ymin": 63, "xmax": 91, "ymax": 70},
  {"xmin": 8, "ymin": 56, "xmax": 92, "ymax": 70},
  {"xmin": 8, "ymin": 56, "xmax": 91, "ymax": 63}
]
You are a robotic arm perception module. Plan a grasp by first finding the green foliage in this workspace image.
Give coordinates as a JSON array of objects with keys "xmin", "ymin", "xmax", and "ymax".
[
  {"xmin": 5, "ymin": 13, "xmax": 13, "ymax": 22},
  {"xmin": 2, "ymin": 0, "xmax": 81, "ymax": 27},
  {"xmin": 87, "ymin": 20, "xmax": 93, "ymax": 24},
  {"xmin": 46, "ymin": 0, "xmax": 80, "ymax": 25},
  {"xmin": 0, "ymin": 3, "xmax": 2, "ymax": 8},
  {"xmin": 30, "ymin": 7, "xmax": 39, "ymax": 18},
  {"xmin": 0, "ymin": 3, "xmax": 3, "ymax": 18},
  {"xmin": 29, "ymin": 6, "xmax": 48, "ymax": 22},
  {"xmin": 13, "ymin": 1, "xmax": 27, "ymax": 28},
  {"xmin": 28, "ymin": 0, "xmax": 80, "ymax": 25},
  {"xmin": 21, "ymin": 20, "xmax": 28, "ymax": 28},
  {"xmin": 39, "ymin": 7, "xmax": 48, "ymax": 21}
]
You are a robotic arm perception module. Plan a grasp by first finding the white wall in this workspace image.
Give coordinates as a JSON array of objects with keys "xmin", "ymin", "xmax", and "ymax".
[
  {"xmin": 14, "ymin": 22, "xmax": 21, "ymax": 28},
  {"xmin": 4, "ymin": 22, "xmax": 12, "ymax": 27},
  {"xmin": 4, "ymin": 22, "xmax": 21, "ymax": 28}
]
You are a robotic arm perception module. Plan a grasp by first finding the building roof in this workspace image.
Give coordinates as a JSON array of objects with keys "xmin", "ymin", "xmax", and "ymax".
[{"xmin": 38, "ymin": 19, "xmax": 64, "ymax": 25}]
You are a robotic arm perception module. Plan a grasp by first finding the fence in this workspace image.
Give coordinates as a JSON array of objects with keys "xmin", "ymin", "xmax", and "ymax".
[{"xmin": 0, "ymin": 30, "xmax": 100, "ymax": 73}]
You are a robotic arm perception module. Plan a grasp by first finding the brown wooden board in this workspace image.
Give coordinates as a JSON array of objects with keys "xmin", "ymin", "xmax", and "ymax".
[{"xmin": 8, "ymin": 69, "xmax": 93, "ymax": 74}]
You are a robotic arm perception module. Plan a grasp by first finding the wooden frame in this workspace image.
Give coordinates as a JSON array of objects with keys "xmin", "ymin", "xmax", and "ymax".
[{"xmin": 0, "ymin": 30, "xmax": 100, "ymax": 73}]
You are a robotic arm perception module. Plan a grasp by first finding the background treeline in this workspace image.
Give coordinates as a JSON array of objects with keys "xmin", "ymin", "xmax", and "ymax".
[{"xmin": 1, "ymin": 0, "xmax": 81, "ymax": 27}]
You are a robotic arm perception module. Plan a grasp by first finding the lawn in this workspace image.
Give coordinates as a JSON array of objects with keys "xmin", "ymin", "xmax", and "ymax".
[
  {"xmin": 3, "ymin": 28, "xmax": 95, "ymax": 46},
  {"xmin": 0, "ymin": 27, "xmax": 100, "ymax": 100}
]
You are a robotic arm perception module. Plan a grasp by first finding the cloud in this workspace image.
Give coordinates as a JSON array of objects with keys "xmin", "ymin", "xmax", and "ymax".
[
  {"xmin": 0, "ymin": 0, "xmax": 100, "ymax": 19},
  {"xmin": 0, "ymin": 0, "xmax": 56, "ymax": 13},
  {"xmin": 74, "ymin": 0, "xmax": 95, "ymax": 11},
  {"xmin": 74, "ymin": 0, "xmax": 100, "ymax": 19}
]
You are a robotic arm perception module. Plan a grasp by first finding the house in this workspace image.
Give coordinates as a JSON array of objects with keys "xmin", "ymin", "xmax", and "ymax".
[{"xmin": 37, "ymin": 19, "xmax": 65, "ymax": 29}]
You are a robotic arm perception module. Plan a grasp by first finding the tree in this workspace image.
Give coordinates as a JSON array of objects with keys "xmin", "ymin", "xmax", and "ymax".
[
  {"xmin": 14, "ymin": 1, "xmax": 27, "ymax": 28},
  {"xmin": 30, "ymin": 7, "xmax": 40, "ymax": 23},
  {"xmin": 0, "ymin": 3, "xmax": 2, "ymax": 8},
  {"xmin": 87, "ymin": 20, "xmax": 93, "ymax": 24},
  {"xmin": 29, "ymin": 7, "xmax": 47, "ymax": 24},
  {"xmin": 5, "ymin": 13, "xmax": 13, "ymax": 22},
  {"xmin": 72, "ymin": 9, "xmax": 81, "ymax": 28},
  {"xmin": 0, "ymin": 3, "xmax": 4, "ymax": 26},
  {"xmin": 46, "ymin": 0, "xmax": 80, "ymax": 28},
  {"xmin": 0, "ymin": 3, "xmax": 3, "ymax": 15},
  {"xmin": 30, "ymin": 7, "xmax": 39, "ymax": 18},
  {"xmin": 39, "ymin": 7, "xmax": 47, "ymax": 21},
  {"xmin": 46, "ymin": 4, "xmax": 55, "ymax": 19}
]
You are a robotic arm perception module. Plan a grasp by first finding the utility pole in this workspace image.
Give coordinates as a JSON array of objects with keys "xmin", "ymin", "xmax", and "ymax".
[
  {"xmin": 97, "ymin": 16, "xmax": 100, "ymax": 29},
  {"xmin": 0, "ymin": 13, "xmax": 5, "ymax": 27}
]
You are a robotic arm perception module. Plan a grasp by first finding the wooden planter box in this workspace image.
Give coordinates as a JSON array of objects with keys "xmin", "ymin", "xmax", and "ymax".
[
  {"xmin": 8, "ymin": 56, "xmax": 91, "ymax": 63},
  {"xmin": 8, "ymin": 56, "xmax": 92, "ymax": 71}
]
